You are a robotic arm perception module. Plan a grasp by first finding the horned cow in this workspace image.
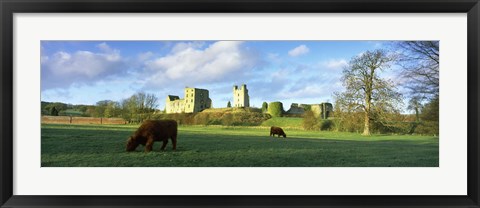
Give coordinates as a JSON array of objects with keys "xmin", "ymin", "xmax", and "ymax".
[
  {"xmin": 270, "ymin": 126, "xmax": 287, "ymax": 138},
  {"xmin": 126, "ymin": 120, "xmax": 178, "ymax": 152}
]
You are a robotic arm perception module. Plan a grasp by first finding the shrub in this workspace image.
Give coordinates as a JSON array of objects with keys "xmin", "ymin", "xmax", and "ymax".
[
  {"xmin": 50, "ymin": 107, "xmax": 59, "ymax": 116},
  {"xmin": 194, "ymin": 113, "xmax": 210, "ymax": 125},
  {"xmin": 268, "ymin": 102, "xmax": 284, "ymax": 117},
  {"xmin": 151, "ymin": 113, "xmax": 195, "ymax": 125},
  {"xmin": 319, "ymin": 119, "xmax": 334, "ymax": 131},
  {"xmin": 208, "ymin": 119, "xmax": 222, "ymax": 125},
  {"xmin": 231, "ymin": 112, "xmax": 266, "ymax": 126},
  {"xmin": 302, "ymin": 110, "xmax": 318, "ymax": 130},
  {"xmin": 219, "ymin": 113, "xmax": 232, "ymax": 126},
  {"xmin": 332, "ymin": 111, "xmax": 364, "ymax": 133},
  {"xmin": 244, "ymin": 107, "xmax": 262, "ymax": 113},
  {"xmin": 262, "ymin": 113, "xmax": 272, "ymax": 120},
  {"xmin": 414, "ymin": 121, "xmax": 439, "ymax": 136},
  {"xmin": 370, "ymin": 121, "xmax": 411, "ymax": 134}
]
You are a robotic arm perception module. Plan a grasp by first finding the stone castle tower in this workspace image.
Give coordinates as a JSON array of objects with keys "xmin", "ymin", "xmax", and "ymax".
[
  {"xmin": 233, "ymin": 84, "xmax": 250, "ymax": 107},
  {"xmin": 165, "ymin": 87, "xmax": 212, "ymax": 113}
]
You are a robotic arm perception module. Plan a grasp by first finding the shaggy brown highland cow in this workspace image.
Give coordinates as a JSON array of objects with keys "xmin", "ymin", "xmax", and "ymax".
[
  {"xmin": 270, "ymin": 126, "xmax": 286, "ymax": 138},
  {"xmin": 126, "ymin": 120, "xmax": 178, "ymax": 152}
]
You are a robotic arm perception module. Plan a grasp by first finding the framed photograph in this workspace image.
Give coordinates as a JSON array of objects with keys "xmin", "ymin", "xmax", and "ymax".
[{"xmin": 1, "ymin": 0, "xmax": 479, "ymax": 207}]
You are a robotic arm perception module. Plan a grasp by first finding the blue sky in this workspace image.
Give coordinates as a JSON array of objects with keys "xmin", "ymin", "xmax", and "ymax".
[{"xmin": 41, "ymin": 40, "xmax": 395, "ymax": 110}]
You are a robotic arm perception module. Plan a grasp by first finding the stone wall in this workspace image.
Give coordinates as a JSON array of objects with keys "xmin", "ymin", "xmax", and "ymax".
[
  {"xmin": 42, "ymin": 116, "xmax": 126, "ymax": 124},
  {"xmin": 286, "ymin": 102, "xmax": 334, "ymax": 119},
  {"xmin": 166, "ymin": 98, "xmax": 185, "ymax": 114},
  {"xmin": 286, "ymin": 103, "xmax": 305, "ymax": 115}
]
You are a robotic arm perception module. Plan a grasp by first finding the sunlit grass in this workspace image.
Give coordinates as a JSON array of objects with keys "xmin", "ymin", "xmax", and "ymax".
[
  {"xmin": 261, "ymin": 117, "xmax": 303, "ymax": 129},
  {"xmin": 41, "ymin": 124, "xmax": 439, "ymax": 167}
]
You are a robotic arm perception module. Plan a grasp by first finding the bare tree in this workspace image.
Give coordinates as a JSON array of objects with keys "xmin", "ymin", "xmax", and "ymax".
[
  {"xmin": 335, "ymin": 50, "xmax": 402, "ymax": 136},
  {"xmin": 120, "ymin": 92, "xmax": 159, "ymax": 123},
  {"xmin": 395, "ymin": 41, "xmax": 439, "ymax": 99},
  {"xmin": 144, "ymin": 93, "xmax": 159, "ymax": 112}
]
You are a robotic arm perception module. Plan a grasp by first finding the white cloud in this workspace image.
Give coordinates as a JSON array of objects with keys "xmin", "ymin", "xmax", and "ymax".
[
  {"xmin": 144, "ymin": 41, "xmax": 261, "ymax": 88},
  {"xmin": 171, "ymin": 41, "xmax": 205, "ymax": 53},
  {"xmin": 40, "ymin": 55, "xmax": 49, "ymax": 64},
  {"xmin": 288, "ymin": 45, "xmax": 309, "ymax": 57},
  {"xmin": 47, "ymin": 50, "xmax": 121, "ymax": 78},
  {"xmin": 324, "ymin": 59, "xmax": 348, "ymax": 70},
  {"xmin": 137, "ymin": 51, "xmax": 154, "ymax": 62},
  {"xmin": 97, "ymin": 42, "xmax": 111, "ymax": 52},
  {"xmin": 41, "ymin": 43, "xmax": 126, "ymax": 90}
]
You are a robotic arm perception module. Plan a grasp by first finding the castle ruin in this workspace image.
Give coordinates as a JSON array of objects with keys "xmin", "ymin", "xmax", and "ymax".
[
  {"xmin": 164, "ymin": 84, "xmax": 333, "ymax": 118},
  {"xmin": 165, "ymin": 87, "xmax": 212, "ymax": 113},
  {"xmin": 287, "ymin": 102, "xmax": 333, "ymax": 119},
  {"xmin": 233, "ymin": 84, "xmax": 250, "ymax": 107}
]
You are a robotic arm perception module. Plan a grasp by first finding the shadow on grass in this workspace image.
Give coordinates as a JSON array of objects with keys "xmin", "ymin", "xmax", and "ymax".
[
  {"xmin": 42, "ymin": 125, "xmax": 438, "ymax": 152},
  {"xmin": 41, "ymin": 124, "xmax": 439, "ymax": 167}
]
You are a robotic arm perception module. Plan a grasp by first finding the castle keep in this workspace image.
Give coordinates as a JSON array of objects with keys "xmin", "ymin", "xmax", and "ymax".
[
  {"xmin": 165, "ymin": 87, "xmax": 212, "ymax": 114},
  {"xmin": 233, "ymin": 84, "xmax": 250, "ymax": 107}
]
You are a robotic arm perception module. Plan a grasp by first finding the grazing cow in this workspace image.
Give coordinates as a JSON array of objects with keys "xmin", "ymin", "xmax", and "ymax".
[
  {"xmin": 126, "ymin": 120, "xmax": 178, "ymax": 152},
  {"xmin": 270, "ymin": 126, "xmax": 287, "ymax": 138}
]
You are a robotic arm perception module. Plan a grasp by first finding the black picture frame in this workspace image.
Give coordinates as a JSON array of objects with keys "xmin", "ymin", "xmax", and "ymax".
[{"xmin": 1, "ymin": 0, "xmax": 479, "ymax": 207}]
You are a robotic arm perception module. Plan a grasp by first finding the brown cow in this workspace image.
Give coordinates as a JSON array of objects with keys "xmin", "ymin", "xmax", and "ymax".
[
  {"xmin": 270, "ymin": 126, "xmax": 286, "ymax": 138},
  {"xmin": 126, "ymin": 120, "xmax": 178, "ymax": 152}
]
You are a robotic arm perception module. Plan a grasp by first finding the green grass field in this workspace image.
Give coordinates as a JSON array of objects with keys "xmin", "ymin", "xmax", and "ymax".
[
  {"xmin": 261, "ymin": 117, "xmax": 303, "ymax": 129},
  {"xmin": 41, "ymin": 123, "xmax": 439, "ymax": 167}
]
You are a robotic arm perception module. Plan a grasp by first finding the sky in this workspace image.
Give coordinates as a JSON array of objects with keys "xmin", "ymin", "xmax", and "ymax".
[{"xmin": 41, "ymin": 40, "xmax": 398, "ymax": 110}]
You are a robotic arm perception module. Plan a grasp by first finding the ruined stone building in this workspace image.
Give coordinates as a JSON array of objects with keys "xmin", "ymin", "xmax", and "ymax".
[
  {"xmin": 165, "ymin": 87, "xmax": 212, "ymax": 113},
  {"xmin": 312, "ymin": 103, "xmax": 333, "ymax": 119},
  {"xmin": 286, "ymin": 103, "xmax": 307, "ymax": 115},
  {"xmin": 233, "ymin": 84, "xmax": 250, "ymax": 107},
  {"xmin": 286, "ymin": 102, "xmax": 333, "ymax": 119}
]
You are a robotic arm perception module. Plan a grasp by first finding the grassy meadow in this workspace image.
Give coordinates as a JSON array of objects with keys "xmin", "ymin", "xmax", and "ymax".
[
  {"xmin": 260, "ymin": 117, "xmax": 304, "ymax": 129},
  {"xmin": 41, "ymin": 123, "xmax": 439, "ymax": 167}
]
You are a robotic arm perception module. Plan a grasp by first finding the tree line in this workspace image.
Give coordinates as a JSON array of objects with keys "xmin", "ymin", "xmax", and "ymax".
[{"xmin": 42, "ymin": 92, "xmax": 160, "ymax": 123}]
